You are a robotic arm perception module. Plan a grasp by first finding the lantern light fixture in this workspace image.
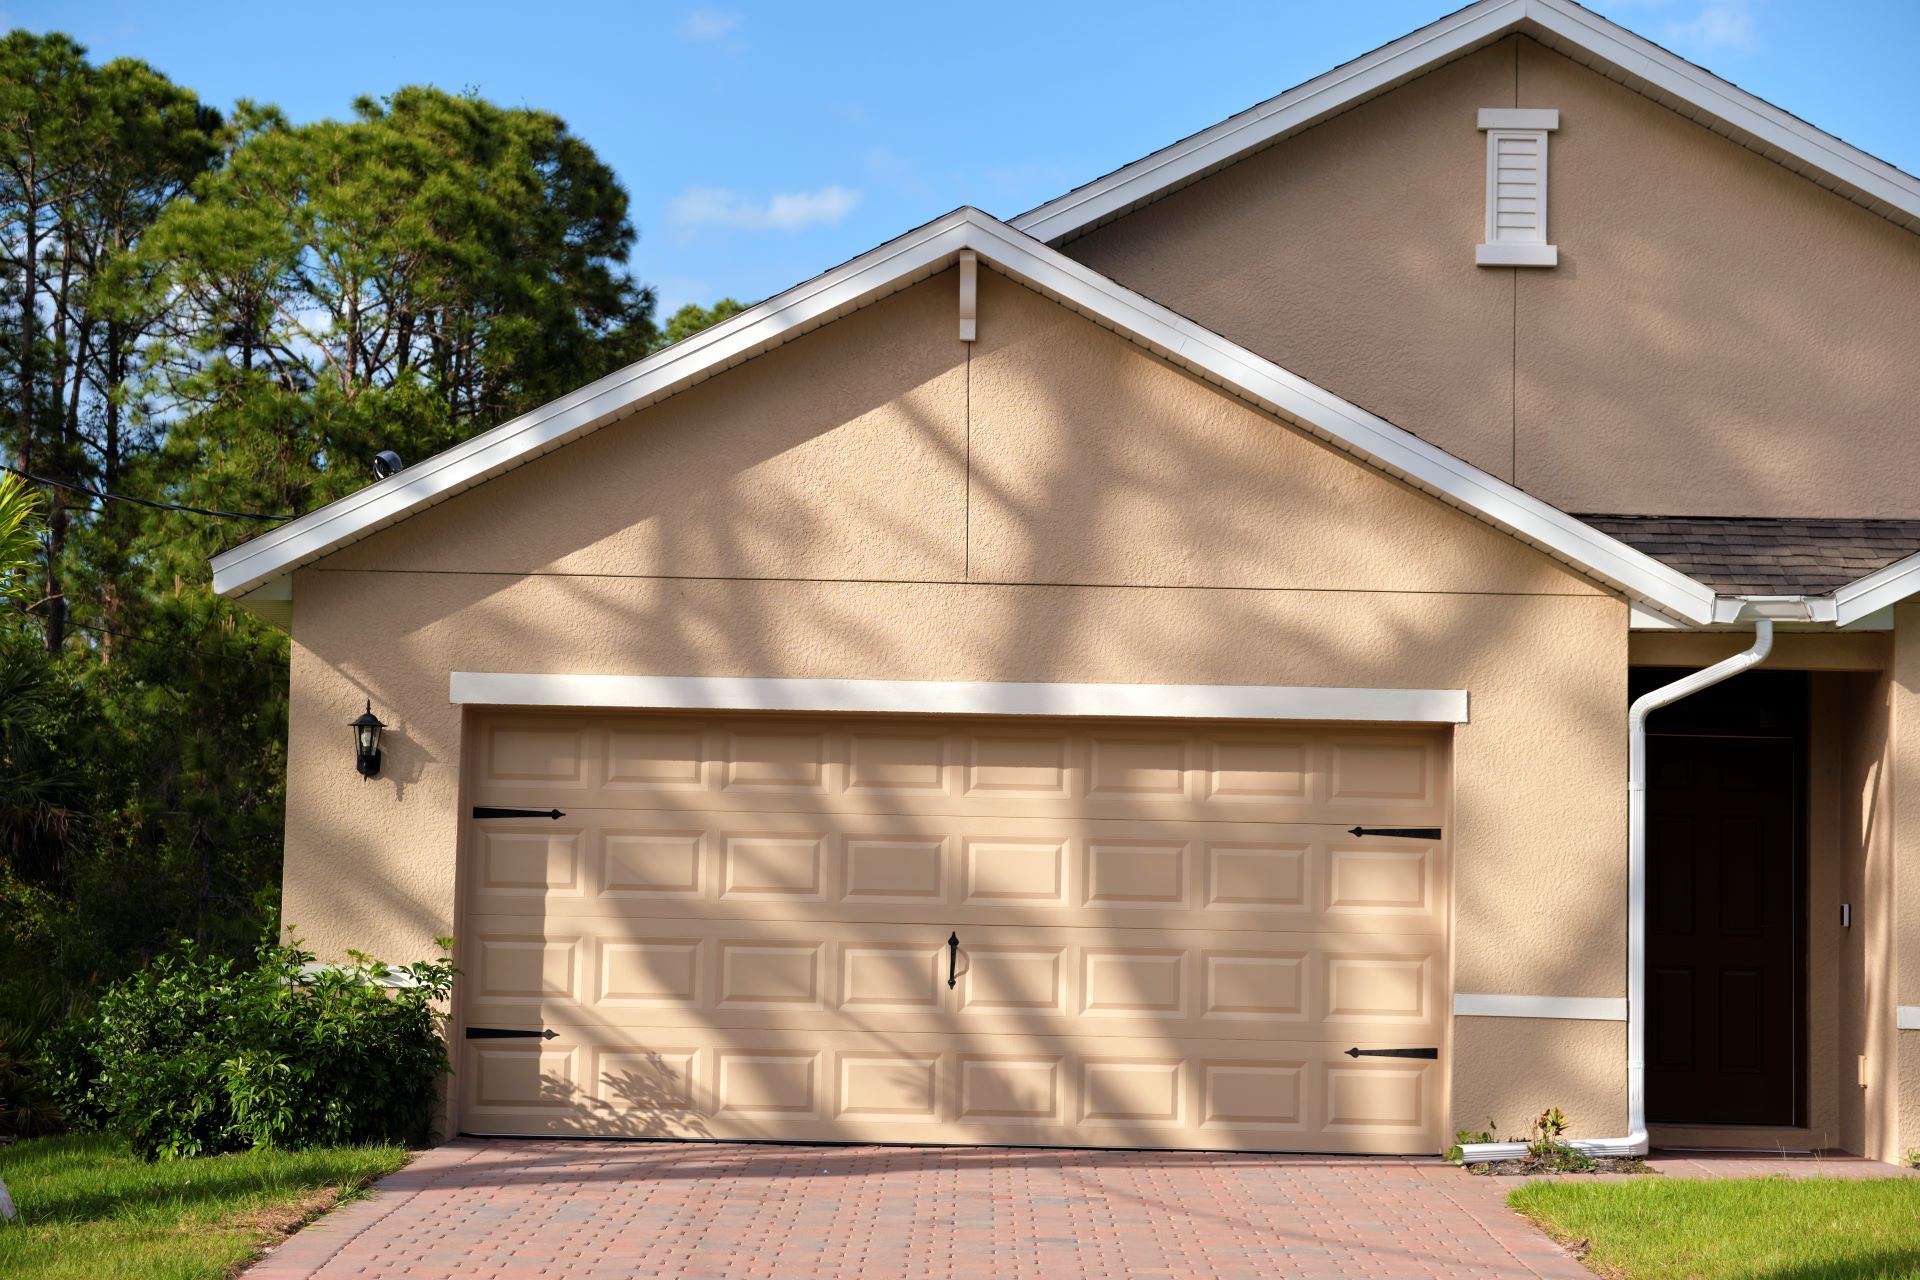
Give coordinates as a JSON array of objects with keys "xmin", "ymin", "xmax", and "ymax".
[{"xmin": 351, "ymin": 701, "xmax": 385, "ymax": 779}]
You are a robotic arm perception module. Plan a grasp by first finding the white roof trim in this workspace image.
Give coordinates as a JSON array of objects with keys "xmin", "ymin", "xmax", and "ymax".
[
  {"xmin": 213, "ymin": 207, "xmax": 1716, "ymax": 624},
  {"xmin": 1011, "ymin": 0, "xmax": 1920, "ymax": 244},
  {"xmin": 1832, "ymin": 550, "xmax": 1920, "ymax": 627},
  {"xmin": 450, "ymin": 673, "xmax": 1471, "ymax": 723}
]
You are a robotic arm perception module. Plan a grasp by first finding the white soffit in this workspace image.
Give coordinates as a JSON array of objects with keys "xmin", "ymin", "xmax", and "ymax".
[
  {"xmin": 450, "ymin": 673, "xmax": 1471, "ymax": 723},
  {"xmin": 1010, "ymin": 0, "xmax": 1920, "ymax": 245},
  {"xmin": 211, "ymin": 208, "xmax": 1716, "ymax": 624}
]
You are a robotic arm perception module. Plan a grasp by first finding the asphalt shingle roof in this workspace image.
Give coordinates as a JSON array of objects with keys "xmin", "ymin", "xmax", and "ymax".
[{"xmin": 1577, "ymin": 515, "xmax": 1920, "ymax": 596}]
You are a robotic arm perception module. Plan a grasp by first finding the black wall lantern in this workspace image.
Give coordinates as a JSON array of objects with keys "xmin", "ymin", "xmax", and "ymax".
[{"xmin": 351, "ymin": 701, "xmax": 385, "ymax": 779}]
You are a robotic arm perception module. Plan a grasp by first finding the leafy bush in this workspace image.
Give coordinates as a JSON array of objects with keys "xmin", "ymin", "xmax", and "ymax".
[{"xmin": 49, "ymin": 936, "xmax": 454, "ymax": 1159}]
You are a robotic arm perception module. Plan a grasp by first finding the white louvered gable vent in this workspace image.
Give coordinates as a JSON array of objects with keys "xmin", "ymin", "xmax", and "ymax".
[{"xmin": 1476, "ymin": 109, "xmax": 1559, "ymax": 267}]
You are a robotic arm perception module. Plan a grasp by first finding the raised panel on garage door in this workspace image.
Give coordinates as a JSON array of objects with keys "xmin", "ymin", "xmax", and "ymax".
[{"xmin": 459, "ymin": 711, "xmax": 1449, "ymax": 1153}]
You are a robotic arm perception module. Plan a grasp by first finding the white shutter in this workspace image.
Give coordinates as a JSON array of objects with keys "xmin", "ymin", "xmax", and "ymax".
[{"xmin": 1476, "ymin": 109, "xmax": 1559, "ymax": 267}]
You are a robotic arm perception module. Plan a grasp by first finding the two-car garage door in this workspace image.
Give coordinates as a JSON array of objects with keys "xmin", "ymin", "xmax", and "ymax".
[{"xmin": 457, "ymin": 712, "xmax": 1449, "ymax": 1153}]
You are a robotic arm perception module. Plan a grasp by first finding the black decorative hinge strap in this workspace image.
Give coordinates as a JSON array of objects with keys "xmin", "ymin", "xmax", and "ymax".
[
  {"xmin": 1347, "ymin": 826, "xmax": 1442, "ymax": 840},
  {"xmin": 465, "ymin": 1027, "xmax": 559, "ymax": 1040},
  {"xmin": 1344, "ymin": 1046, "xmax": 1439, "ymax": 1059},
  {"xmin": 473, "ymin": 806, "xmax": 566, "ymax": 820}
]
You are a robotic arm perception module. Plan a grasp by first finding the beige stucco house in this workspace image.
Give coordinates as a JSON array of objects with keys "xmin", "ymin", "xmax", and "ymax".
[{"xmin": 212, "ymin": 0, "xmax": 1920, "ymax": 1162}]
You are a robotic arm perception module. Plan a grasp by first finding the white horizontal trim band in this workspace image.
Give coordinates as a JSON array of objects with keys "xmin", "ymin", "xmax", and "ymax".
[
  {"xmin": 1477, "ymin": 108, "xmax": 1560, "ymax": 130},
  {"xmin": 1454, "ymin": 993, "xmax": 1628, "ymax": 1021},
  {"xmin": 449, "ymin": 673, "xmax": 1471, "ymax": 723},
  {"xmin": 1475, "ymin": 242, "xmax": 1559, "ymax": 267},
  {"xmin": 1897, "ymin": 1006, "xmax": 1920, "ymax": 1030}
]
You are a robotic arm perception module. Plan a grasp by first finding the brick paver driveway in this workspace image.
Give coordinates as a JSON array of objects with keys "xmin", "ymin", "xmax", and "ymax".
[{"xmin": 246, "ymin": 1138, "xmax": 1593, "ymax": 1279}]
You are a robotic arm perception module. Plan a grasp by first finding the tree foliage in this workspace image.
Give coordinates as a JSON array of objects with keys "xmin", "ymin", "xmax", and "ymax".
[
  {"xmin": 0, "ymin": 33, "xmax": 658, "ymax": 1029},
  {"xmin": 652, "ymin": 296, "xmax": 749, "ymax": 351}
]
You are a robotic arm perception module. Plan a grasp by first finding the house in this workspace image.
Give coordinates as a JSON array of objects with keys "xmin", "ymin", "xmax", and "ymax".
[{"xmin": 212, "ymin": 0, "xmax": 1920, "ymax": 1161}]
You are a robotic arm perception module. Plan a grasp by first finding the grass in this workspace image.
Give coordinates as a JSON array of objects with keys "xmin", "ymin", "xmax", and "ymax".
[
  {"xmin": 1510, "ymin": 1175, "xmax": 1920, "ymax": 1279},
  {"xmin": 0, "ymin": 1133, "xmax": 409, "ymax": 1280}
]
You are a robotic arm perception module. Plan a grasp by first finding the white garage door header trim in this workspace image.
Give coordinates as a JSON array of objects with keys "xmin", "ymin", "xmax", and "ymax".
[{"xmin": 448, "ymin": 673, "xmax": 1470, "ymax": 724}]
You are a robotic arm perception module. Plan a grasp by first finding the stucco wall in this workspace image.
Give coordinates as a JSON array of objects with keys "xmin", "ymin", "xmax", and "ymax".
[
  {"xmin": 1062, "ymin": 34, "xmax": 1920, "ymax": 518},
  {"xmin": 1893, "ymin": 602, "xmax": 1920, "ymax": 1160},
  {"xmin": 285, "ymin": 267, "xmax": 1632, "ymax": 1143}
]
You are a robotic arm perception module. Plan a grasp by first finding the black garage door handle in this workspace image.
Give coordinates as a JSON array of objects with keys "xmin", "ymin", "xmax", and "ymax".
[{"xmin": 466, "ymin": 1027, "xmax": 559, "ymax": 1040}]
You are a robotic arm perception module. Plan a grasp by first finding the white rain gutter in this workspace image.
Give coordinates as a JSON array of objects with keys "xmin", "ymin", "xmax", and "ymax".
[{"xmin": 1460, "ymin": 601, "xmax": 1788, "ymax": 1162}]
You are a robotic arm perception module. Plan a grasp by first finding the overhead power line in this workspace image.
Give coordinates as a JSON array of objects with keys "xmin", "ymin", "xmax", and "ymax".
[{"xmin": 1, "ymin": 463, "xmax": 298, "ymax": 523}]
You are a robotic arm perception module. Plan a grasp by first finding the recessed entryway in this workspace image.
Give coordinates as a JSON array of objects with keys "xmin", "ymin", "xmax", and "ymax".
[{"xmin": 1639, "ymin": 668, "xmax": 1806, "ymax": 1129}]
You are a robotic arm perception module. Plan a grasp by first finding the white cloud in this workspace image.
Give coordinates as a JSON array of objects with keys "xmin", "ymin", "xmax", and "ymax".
[
  {"xmin": 1663, "ymin": 1, "xmax": 1758, "ymax": 54},
  {"xmin": 679, "ymin": 8, "xmax": 742, "ymax": 41},
  {"xmin": 667, "ymin": 184, "xmax": 863, "ymax": 233}
]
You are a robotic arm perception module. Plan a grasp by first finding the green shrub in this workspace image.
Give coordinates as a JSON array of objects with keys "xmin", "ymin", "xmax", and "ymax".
[{"xmin": 51, "ymin": 936, "xmax": 455, "ymax": 1159}]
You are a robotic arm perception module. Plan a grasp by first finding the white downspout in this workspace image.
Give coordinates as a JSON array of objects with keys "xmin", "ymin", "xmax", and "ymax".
[{"xmin": 1460, "ymin": 614, "xmax": 1776, "ymax": 1163}]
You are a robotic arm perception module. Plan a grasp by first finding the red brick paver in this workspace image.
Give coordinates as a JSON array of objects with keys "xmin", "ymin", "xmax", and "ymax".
[{"xmin": 246, "ymin": 1139, "xmax": 1597, "ymax": 1279}]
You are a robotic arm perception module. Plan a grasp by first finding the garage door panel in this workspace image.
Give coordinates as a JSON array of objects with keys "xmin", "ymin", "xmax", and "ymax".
[
  {"xmin": 462, "ymin": 916, "xmax": 1443, "ymax": 1044},
  {"xmin": 471, "ymin": 717, "xmax": 1445, "ymax": 828},
  {"xmin": 459, "ymin": 1025, "xmax": 1439, "ymax": 1153},
  {"xmin": 460, "ymin": 711, "xmax": 1448, "ymax": 1153},
  {"xmin": 467, "ymin": 815, "xmax": 1444, "ymax": 935}
]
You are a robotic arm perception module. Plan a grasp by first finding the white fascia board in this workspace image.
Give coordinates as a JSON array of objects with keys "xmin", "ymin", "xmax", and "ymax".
[
  {"xmin": 1834, "ymin": 549, "xmax": 1920, "ymax": 626},
  {"xmin": 450, "ymin": 673, "xmax": 1471, "ymax": 723},
  {"xmin": 210, "ymin": 211, "xmax": 983, "ymax": 598},
  {"xmin": 1011, "ymin": 0, "xmax": 1920, "ymax": 244},
  {"xmin": 1453, "ymin": 993, "xmax": 1628, "ymax": 1021},
  {"xmin": 214, "ymin": 208, "xmax": 1716, "ymax": 624}
]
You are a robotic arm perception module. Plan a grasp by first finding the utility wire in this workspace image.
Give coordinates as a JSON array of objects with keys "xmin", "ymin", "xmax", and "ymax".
[{"xmin": 1, "ymin": 463, "xmax": 298, "ymax": 523}]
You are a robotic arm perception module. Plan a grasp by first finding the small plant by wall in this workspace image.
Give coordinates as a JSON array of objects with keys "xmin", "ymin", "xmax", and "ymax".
[
  {"xmin": 1524, "ymin": 1107, "xmax": 1597, "ymax": 1173},
  {"xmin": 1445, "ymin": 1120, "xmax": 1499, "ymax": 1164}
]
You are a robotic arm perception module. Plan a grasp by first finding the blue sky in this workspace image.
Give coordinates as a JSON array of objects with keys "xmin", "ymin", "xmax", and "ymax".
[{"xmin": 19, "ymin": 1, "xmax": 1920, "ymax": 314}]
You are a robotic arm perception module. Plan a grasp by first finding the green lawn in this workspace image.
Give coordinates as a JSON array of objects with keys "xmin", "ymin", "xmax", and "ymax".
[
  {"xmin": 0, "ymin": 1134, "xmax": 408, "ymax": 1280},
  {"xmin": 1510, "ymin": 1176, "xmax": 1920, "ymax": 1279}
]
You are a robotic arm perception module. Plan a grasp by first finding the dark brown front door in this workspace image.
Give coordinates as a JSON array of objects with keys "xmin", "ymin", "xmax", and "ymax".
[{"xmin": 1646, "ymin": 733, "xmax": 1800, "ymax": 1126}]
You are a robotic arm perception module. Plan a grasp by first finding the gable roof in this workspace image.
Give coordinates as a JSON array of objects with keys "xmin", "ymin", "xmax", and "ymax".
[
  {"xmin": 1012, "ymin": 0, "xmax": 1920, "ymax": 245},
  {"xmin": 210, "ymin": 206, "xmax": 1718, "ymax": 625},
  {"xmin": 1579, "ymin": 515, "xmax": 1920, "ymax": 597}
]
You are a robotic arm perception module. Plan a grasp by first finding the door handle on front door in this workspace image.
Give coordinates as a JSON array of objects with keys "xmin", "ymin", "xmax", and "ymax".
[{"xmin": 947, "ymin": 932, "xmax": 960, "ymax": 990}]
